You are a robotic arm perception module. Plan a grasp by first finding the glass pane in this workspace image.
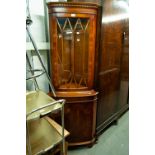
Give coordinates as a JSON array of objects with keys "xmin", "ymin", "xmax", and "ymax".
[
  {"xmin": 69, "ymin": 18, "xmax": 77, "ymax": 29},
  {"xmin": 74, "ymin": 18, "xmax": 83, "ymax": 30},
  {"xmin": 56, "ymin": 17, "xmax": 90, "ymax": 89},
  {"xmin": 57, "ymin": 18, "xmax": 66, "ymax": 30},
  {"xmin": 63, "ymin": 18, "xmax": 72, "ymax": 30}
]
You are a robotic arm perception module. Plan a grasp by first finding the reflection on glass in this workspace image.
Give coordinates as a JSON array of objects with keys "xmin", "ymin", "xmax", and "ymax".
[{"xmin": 56, "ymin": 17, "xmax": 90, "ymax": 89}]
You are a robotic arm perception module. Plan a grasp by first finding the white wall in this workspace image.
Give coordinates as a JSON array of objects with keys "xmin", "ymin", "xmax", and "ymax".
[
  {"xmin": 26, "ymin": 0, "xmax": 68, "ymax": 92},
  {"xmin": 26, "ymin": 0, "xmax": 49, "ymax": 92}
]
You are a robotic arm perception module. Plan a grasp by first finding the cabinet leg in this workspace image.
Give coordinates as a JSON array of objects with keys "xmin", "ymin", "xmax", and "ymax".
[
  {"xmin": 47, "ymin": 142, "xmax": 68, "ymax": 155},
  {"xmin": 87, "ymin": 143, "xmax": 93, "ymax": 148},
  {"xmin": 113, "ymin": 119, "xmax": 118, "ymax": 125},
  {"xmin": 95, "ymin": 138, "xmax": 98, "ymax": 144}
]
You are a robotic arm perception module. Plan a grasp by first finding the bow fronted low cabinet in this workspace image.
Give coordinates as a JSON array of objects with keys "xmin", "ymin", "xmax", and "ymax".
[{"xmin": 47, "ymin": 2, "xmax": 100, "ymax": 146}]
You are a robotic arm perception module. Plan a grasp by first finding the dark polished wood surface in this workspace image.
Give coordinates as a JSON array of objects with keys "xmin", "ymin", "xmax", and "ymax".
[
  {"xmin": 49, "ymin": 91, "xmax": 98, "ymax": 147},
  {"xmin": 48, "ymin": 0, "xmax": 129, "ymax": 146},
  {"xmin": 70, "ymin": 0, "xmax": 129, "ymax": 136},
  {"xmin": 48, "ymin": 2, "xmax": 98, "ymax": 90},
  {"xmin": 96, "ymin": 0, "xmax": 129, "ymax": 134},
  {"xmin": 48, "ymin": 2, "xmax": 100, "ymax": 147},
  {"xmin": 63, "ymin": 94, "xmax": 97, "ymax": 146},
  {"xmin": 117, "ymin": 18, "xmax": 129, "ymax": 114},
  {"xmin": 68, "ymin": 0, "xmax": 101, "ymax": 5}
]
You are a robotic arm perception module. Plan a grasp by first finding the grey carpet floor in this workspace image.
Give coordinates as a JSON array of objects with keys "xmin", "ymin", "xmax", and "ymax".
[{"xmin": 68, "ymin": 111, "xmax": 129, "ymax": 155}]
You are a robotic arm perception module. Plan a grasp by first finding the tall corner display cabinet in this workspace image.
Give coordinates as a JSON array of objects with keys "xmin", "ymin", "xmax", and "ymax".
[
  {"xmin": 47, "ymin": 0, "xmax": 129, "ymax": 147},
  {"xmin": 47, "ymin": 2, "xmax": 100, "ymax": 147}
]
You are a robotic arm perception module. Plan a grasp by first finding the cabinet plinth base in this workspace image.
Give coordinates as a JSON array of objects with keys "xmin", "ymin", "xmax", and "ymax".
[{"xmin": 68, "ymin": 138, "xmax": 96, "ymax": 147}]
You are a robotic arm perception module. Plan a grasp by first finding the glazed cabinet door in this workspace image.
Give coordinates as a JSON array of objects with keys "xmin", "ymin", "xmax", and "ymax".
[
  {"xmin": 48, "ymin": 2, "xmax": 99, "ymax": 147},
  {"xmin": 49, "ymin": 13, "xmax": 97, "ymax": 90}
]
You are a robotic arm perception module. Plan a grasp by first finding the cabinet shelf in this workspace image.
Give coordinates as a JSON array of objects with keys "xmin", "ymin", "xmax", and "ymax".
[
  {"xmin": 26, "ymin": 90, "xmax": 62, "ymax": 121},
  {"xmin": 27, "ymin": 116, "xmax": 69, "ymax": 155},
  {"xmin": 26, "ymin": 90, "xmax": 69, "ymax": 155}
]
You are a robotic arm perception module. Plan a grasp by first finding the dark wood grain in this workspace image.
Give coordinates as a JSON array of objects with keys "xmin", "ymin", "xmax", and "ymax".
[
  {"xmin": 96, "ymin": 0, "xmax": 129, "ymax": 135},
  {"xmin": 117, "ymin": 18, "xmax": 129, "ymax": 116},
  {"xmin": 49, "ymin": 90, "xmax": 98, "ymax": 147},
  {"xmin": 48, "ymin": 2, "xmax": 99, "ymax": 147},
  {"xmin": 48, "ymin": 3, "xmax": 98, "ymax": 90},
  {"xmin": 48, "ymin": 0, "xmax": 129, "ymax": 146}
]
